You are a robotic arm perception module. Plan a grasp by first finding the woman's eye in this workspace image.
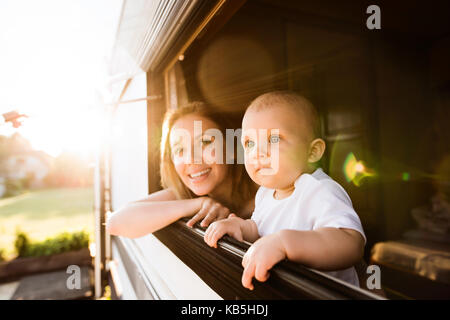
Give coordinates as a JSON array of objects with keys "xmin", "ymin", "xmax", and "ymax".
[
  {"xmin": 202, "ymin": 139, "xmax": 212, "ymax": 146},
  {"xmin": 173, "ymin": 148, "xmax": 183, "ymax": 157},
  {"xmin": 201, "ymin": 136, "xmax": 214, "ymax": 146},
  {"xmin": 269, "ymin": 135, "xmax": 280, "ymax": 144},
  {"xmin": 245, "ymin": 140, "xmax": 255, "ymax": 149}
]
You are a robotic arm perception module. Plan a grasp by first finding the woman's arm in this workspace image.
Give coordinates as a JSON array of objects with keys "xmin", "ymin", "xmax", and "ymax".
[{"xmin": 106, "ymin": 189, "xmax": 204, "ymax": 238}]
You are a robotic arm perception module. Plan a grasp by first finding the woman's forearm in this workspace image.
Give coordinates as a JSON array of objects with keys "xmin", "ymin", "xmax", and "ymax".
[{"xmin": 106, "ymin": 198, "xmax": 203, "ymax": 238}]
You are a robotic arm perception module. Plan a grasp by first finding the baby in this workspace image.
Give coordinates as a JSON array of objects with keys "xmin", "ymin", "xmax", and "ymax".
[{"xmin": 204, "ymin": 91, "xmax": 366, "ymax": 290}]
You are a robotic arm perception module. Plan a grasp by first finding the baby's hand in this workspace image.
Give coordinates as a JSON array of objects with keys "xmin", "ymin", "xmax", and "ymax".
[
  {"xmin": 204, "ymin": 215, "xmax": 243, "ymax": 248},
  {"xmin": 241, "ymin": 233, "xmax": 286, "ymax": 290}
]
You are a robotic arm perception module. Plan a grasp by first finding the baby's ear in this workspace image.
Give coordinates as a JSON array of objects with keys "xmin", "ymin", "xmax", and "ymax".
[{"xmin": 308, "ymin": 138, "xmax": 326, "ymax": 163}]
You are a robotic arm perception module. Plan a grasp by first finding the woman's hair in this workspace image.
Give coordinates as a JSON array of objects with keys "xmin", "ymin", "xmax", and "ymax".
[{"xmin": 160, "ymin": 101, "xmax": 255, "ymax": 211}]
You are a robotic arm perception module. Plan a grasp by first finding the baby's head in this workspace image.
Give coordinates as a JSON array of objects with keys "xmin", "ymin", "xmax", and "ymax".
[{"xmin": 241, "ymin": 91, "xmax": 326, "ymax": 192}]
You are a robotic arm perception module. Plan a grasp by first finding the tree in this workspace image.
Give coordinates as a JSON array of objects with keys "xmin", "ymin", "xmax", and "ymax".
[{"xmin": 44, "ymin": 152, "xmax": 93, "ymax": 187}]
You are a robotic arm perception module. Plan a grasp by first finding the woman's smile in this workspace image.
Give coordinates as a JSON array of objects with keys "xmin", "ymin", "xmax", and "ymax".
[{"xmin": 188, "ymin": 167, "xmax": 212, "ymax": 183}]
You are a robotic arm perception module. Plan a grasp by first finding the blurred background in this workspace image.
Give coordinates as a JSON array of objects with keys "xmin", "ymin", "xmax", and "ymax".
[{"xmin": 0, "ymin": 0, "xmax": 121, "ymax": 268}]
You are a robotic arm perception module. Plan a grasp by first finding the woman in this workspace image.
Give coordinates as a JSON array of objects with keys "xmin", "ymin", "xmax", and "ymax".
[{"xmin": 106, "ymin": 102, "xmax": 257, "ymax": 238}]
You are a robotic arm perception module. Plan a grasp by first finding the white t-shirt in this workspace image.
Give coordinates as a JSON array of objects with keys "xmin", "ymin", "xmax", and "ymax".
[{"xmin": 251, "ymin": 168, "xmax": 366, "ymax": 287}]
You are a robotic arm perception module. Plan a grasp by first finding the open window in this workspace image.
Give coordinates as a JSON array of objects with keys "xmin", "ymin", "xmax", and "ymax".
[{"xmin": 96, "ymin": 0, "xmax": 450, "ymax": 300}]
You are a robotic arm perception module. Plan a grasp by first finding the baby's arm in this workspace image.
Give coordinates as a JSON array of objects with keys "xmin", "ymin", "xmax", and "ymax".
[
  {"xmin": 204, "ymin": 215, "xmax": 260, "ymax": 248},
  {"xmin": 277, "ymin": 228, "xmax": 364, "ymax": 269},
  {"xmin": 241, "ymin": 227, "xmax": 365, "ymax": 290}
]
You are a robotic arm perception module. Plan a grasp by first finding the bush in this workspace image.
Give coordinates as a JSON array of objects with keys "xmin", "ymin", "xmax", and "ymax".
[
  {"xmin": 14, "ymin": 230, "xmax": 30, "ymax": 257},
  {"xmin": 0, "ymin": 248, "xmax": 5, "ymax": 262},
  {"xmin": 4, "ymin": 178, "xmax": 25, "ymax": 197},
  {"xmin": 14, "ymin": 230, "xmax": 90, "ymax": 258}
]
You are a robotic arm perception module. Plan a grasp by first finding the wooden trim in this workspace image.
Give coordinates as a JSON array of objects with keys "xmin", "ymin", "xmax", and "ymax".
[
  {"xmin": 157, "ymin": 0, "xmax": 248, "ymax": 75},
  {"xmin": 0, "ymin": 248, "xmax": 92, "ymax": 284},
  {"xmin": 146, "ymin": 71, "xmax": 166, "ymax": 194},
  {"xmin": 163, "ymin": 0, "xmax": 228, "ymax": 75},
  {"xmin": 106, "ymin": 95, "xmax": 162, "ymax": 107},
  {"xmin": 94, "ymin": 145, "xmax": 107, "ymax": 298}
]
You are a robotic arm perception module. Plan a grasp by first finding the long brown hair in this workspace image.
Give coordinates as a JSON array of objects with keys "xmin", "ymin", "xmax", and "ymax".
[{"xmin": 160, "ymin": 102, "xmax": 255, "ymax": 212}]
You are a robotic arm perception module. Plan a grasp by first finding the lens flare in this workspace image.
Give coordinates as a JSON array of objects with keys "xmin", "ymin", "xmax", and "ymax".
[
  {"xmin": 343, "ymin": 152, "xmax": 376, "ymax": 186},
  {"xmin": 355, "ymin": 162, "xmax": 365, "ymax": 173},
  {"xmin": 402, "ymin": 172, "xmax": 410, "ymax": 181}
]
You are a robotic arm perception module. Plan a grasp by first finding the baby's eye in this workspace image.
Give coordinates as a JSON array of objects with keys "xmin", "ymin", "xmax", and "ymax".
[
  {"xmin": 245, "ymin": 140, "xmax": 255, "ymax": 149},
  {"xmin": 269, "ymin": 134, "xmax": 280, "ymax": 144}
]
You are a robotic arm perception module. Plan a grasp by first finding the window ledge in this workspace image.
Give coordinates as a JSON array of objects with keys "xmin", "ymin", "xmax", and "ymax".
[{"xmin": 150, "ymin": 219, "xmax": 382, "ymax": 300}]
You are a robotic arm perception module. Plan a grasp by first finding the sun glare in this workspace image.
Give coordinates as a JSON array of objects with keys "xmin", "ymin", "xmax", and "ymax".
[
  {"xmin": 17, "ymin": 107, "xmax": 106, "ymax": 158},
  {"xmin": 0, "ymin": 0, "xmax": 122, "ymax": 159}
]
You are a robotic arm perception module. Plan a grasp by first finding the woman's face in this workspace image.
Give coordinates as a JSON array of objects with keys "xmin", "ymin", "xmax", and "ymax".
[{"xmin": 169, "ymin": 114, "xmax": 229, "ymax": 196}]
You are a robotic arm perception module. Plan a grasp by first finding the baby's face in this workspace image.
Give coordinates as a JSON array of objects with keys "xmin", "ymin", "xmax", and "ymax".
[{"xmin": 241, "ymin": 104, "xmax": 312, "ymax": 191}]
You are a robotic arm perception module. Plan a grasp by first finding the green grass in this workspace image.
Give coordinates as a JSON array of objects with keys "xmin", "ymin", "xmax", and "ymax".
[{"xmin": 0, "ymin": 187, "xmax": 94, "ymax": 260}]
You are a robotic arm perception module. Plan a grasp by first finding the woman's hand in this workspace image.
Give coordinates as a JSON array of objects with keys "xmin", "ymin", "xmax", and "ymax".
[
  {"xmin": 204, "ymin": 215, "xmax": 244, "ymax": 248},
  {"xmin": 186, "ymin": 197, "xmax": 231, "ymax": 228}
]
